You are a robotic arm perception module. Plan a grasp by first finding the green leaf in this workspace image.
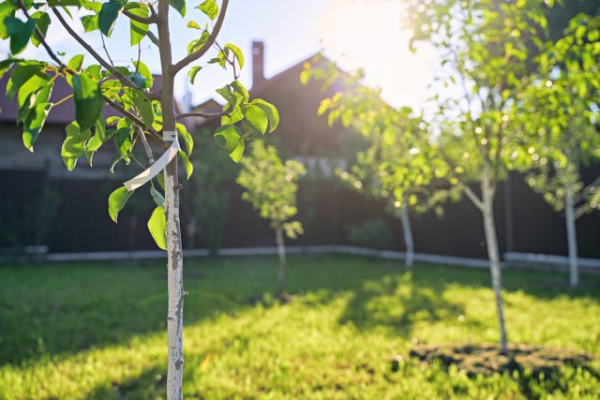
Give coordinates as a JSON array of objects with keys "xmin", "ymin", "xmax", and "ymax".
[
  {"xmin": 148, "ymin": 206, "xmax": 167, "ymax": 250},
  {"xmin": 178, "ymin": 150, "xmax": 193, "ymax": 179},
  {"xmin": 62, "ymin": 121, "xmax": 91, "ymax": 170},
  {"xmin": 130, "ymin": 90, "xmax": 154, "ymax": 128},
  {"xmin": 151, "ymin": 101, "xmax": 163, "ymax": 131},
  {"xmin": 6, "ymin": 64, "xmax": 42, "ymax": 102},
  {"xmin": 225, "ymin": 44, "xmax": 244, "ymax": 69},
  {"xmin": 115, "ymin": 126, "xmax": 132, "ymax": 156},
  {"xmin": 30, "ymin": 12, "xmax": 50, "ymax": 48},
  {"xmin": 99, "ymin": 0, "xmax": 124, "ymax": 37},
  {"xmin": 198, "ymin": 0, "xmax": 218, "ymax": 20},
  {"xmin": 229, "ymin": 136, "xmax": 245, "ymax": 163},
  {"xmin": 72, "ymin": 73, "xmax": 104, "ymax": 131},
  {"xmin": 176, "ymin": 123, "xmax": 193, "ymax": 156},
  {"xmin": 108, "ymin": 186, "xmax": 134, "ymax": 223},
  {"xmin": 251, "ymin": 99, "xmax": 279, "ymax": 133},
  {"xmin": 216, "ymin": 84, "xmax": 236, "ymax": 105},
  {"xmin": 68, "ymin": 54, "xmax": 85, "ymax": 73},
  {"xmin": 166, "ymin": 0, "xmax": 186, "ymax": 17},
  {"xmin": 127, "ymin": 4, "xmax": 149, "ymax": 46},
  {"xmin": 214, "ymin": 125, "xmax": 244, "ymax": 162},
  {"xmin": 187, "ymin": 20, "xmax": 201, "ymax": 30},
  {"xmin": 81, "ymin": 15, "xmax": 99, "ymax": 32},
  {"xmin": 131, "ymin": 60, "xmax": 153, "ymax": 89},
  {"xmin": 17, "ymin": 71, "xmax": 50, "ymax": 110},
  {"xmin": 188, "ymin": 65, "xmax": 202, "ymax": 84},
  {"xmin": 150, "ymin": 186, "xmax": 165, "ymax": 209},
  {"xmin": 5, "ymin": 16, "xmax": 36, "ymax": 55},
  {"xmin": 23, "ymin": 102, "xmax": 51, "ymax": 152},
  {"xmin": 243, "ymin": 104, "xmax": 269, "ymax": 134}
]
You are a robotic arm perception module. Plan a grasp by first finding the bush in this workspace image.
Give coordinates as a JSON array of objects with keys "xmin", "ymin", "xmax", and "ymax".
[{"xmin": 346, "ymin": 218, "xmax": 393, "ymax": 250}]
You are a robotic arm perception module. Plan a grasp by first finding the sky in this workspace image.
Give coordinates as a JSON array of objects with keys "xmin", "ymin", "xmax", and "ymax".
[{"xmin": 3, "ymin": 0, "xmax": 439, "ymax": 111}]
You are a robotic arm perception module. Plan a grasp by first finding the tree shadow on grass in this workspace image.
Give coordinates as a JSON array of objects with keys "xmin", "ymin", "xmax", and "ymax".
[{"xmin": 337, "ymin": 271, "xmax": 466, "ymax": 337}]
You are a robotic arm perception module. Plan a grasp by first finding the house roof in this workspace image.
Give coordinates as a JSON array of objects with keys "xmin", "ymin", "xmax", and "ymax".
[{"xmin": 191, "ymin": 52, "xmax": 339, "ymax": 129}]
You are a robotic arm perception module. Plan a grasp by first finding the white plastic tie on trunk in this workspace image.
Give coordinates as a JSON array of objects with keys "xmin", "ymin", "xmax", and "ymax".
[{"xmin": 123, "ymin": 130, "xmax": 180, "ymax": 191}]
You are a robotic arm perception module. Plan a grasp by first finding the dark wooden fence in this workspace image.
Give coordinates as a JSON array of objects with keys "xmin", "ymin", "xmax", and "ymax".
[{"xmin": 1, "ymin": 169, "xmax": 599, "ymax": 259}]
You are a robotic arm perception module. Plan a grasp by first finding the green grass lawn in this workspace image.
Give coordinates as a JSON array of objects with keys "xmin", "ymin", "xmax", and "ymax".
[{"xmin": 0, "ymin": 255, "xmax": 599, "ymax": 399}]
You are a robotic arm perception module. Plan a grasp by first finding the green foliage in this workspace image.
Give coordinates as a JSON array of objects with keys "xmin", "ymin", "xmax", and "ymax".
[
  {"xmin": 183, "ymin": 130, "xmax": 239, "ymax": 254},
  {"xmin": 237, "ymin": 141, "xmax": 306, "ymax": 237},
  {"xmin": 0, "ymin": 0, "xmax": 279, "ymax": 251},
  {"xmin": 514, "ymin": 14, "xmax": 600, "ymax": 216},
  {"xmin": 303, "ymin": 60, "xmax": 458, "ymax": 217},
  {"xmin": 346, "ymin": 218, "xmax": 393, "ymax": 250}
]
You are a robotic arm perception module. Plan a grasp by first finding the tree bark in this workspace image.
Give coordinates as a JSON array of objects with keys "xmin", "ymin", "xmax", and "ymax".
[
  {"xmin": 481, "ymin": 169, "xmax": 508, "ymax": 353},
  {"xmin": 157, "ymin": 2, "xmax": 185, "ymax": 399},
  {"xmin": 400, "ymin": 202, "xmax": 414, "ymax": 269},
  {"xmin": 276, "ymin": 225, "xmax": 286, "ymax": 294},
  {"xmin": 564, "ymin": 185, "xmax": 579, "ymax": 287}
]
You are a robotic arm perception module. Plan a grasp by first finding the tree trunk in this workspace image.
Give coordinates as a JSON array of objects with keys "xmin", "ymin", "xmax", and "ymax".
[
  {"xmin": 157, "ymin": 2, "xmax": 184, "ymax": 399},
  {"xmin": 564, "ymin": 185, "xmax": 579, "ymax": 287},
  {"xmin": 275, "ymin": 225, "xmax": 286, "ymax": 294},
  {"xmin": 400, "ymin": 202, "xmax": 414, "ymax": 269},
  {"xmin": 481, "ymin": 173, "xmax": 508, "ymax": 353}
]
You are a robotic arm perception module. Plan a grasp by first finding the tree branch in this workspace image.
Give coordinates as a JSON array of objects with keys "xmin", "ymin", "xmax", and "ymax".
[
  {"xmin": 176, "ymin": 110, "xmax": 228, "ymax": 120},
  {"xmin": 123, "ymin": 9, "xmax": 158, "ymax": 25},
  {"xmin": 137, "ymin": 125, "xmax": 155, "ymax": 164},
  {"xmin": 146, "ymin": 30, "xmax": 160, "ymax": 46},
  {"xmin": 51, "ymin": 7, "xmax": 160, "ymax": 101},
  {"xmin": 463, "ymin": 185, "xmax": 485, "ymax": 211},
  {"xmin": 170, "ymin": 0, "xmax": 230, "ymax": 74},
  {"xmin": 16, "ymin": 0, "xmax": 66, "ymax": 69}
]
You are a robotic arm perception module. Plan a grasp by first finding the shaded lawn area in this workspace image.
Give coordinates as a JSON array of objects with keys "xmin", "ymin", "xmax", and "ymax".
[{"xmin": 0, "ymin": 255, "xmax": 599, "ymax": 399}]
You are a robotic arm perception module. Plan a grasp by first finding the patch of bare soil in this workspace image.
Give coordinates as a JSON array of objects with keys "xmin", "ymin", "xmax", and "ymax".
[{"xmin": 408, "ymin": 343, "xmax": 595, "ymax": 378}]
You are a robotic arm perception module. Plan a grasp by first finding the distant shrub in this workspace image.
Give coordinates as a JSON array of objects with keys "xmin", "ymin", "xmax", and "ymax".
[{"xmin": 346, "ymin": 218, "xmax": 393, "ymax": 250}]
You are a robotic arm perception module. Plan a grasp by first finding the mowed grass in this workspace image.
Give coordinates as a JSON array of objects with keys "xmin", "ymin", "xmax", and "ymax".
[{"xmin": 0, "ymin": 255, "xmax": 599, "ymax": 399}]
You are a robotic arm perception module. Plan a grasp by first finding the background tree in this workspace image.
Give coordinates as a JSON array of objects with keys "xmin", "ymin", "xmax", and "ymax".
[
  {"xmin": 182, "ymin": 128, "xmax": 239, "ymax": 254},
  {"xmin": 236, "ymin": 140, "xmax": 306, "ymax": 295},
  {"xmin": 0, "ymin": 0, "xmax": 278, "ymax": 397},
  {"xmin": 515, "ymin": 14, "xmax": 600, "ymax": 287},
  {"xmin": 302, "ymin": 64, "xmax": 460, "ymax": 268},
  {"xmin": 393, "ymin": 0, "xmax": 555, "ymax": 353}
]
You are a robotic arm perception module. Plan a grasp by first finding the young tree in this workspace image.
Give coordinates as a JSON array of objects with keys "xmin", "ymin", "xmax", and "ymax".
[
  {"xmin": 236, "ymin": 140, "xmax": 306, "ymax": 294},
  {"xmin": 1, "ymin": 0, "xmax": 277, "ymax": 397},
  {"xmin": 515, "ymin": 14, "xmax": 600, "ymax": 287},
  {"xmin": 399, "ymin": 0, "xmax": 555, "ymax": 353},
  {"xmin": 327, "ymin": 95, "xmax": 454, "ymax": 268}
]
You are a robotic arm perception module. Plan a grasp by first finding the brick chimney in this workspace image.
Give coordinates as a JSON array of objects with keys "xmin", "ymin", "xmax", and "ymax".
[{"xmin": 252, "ymin": 41, "xmax": 265, "ymax": 87}]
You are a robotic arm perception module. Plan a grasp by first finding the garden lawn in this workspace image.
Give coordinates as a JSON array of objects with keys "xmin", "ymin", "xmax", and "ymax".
[{"xmin": 0, "ymin": 254, "xmax": 599, "ymax": 399}]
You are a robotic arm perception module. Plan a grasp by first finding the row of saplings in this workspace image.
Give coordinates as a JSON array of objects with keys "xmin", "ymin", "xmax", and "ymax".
[{"xmin": 296, "ymin": 0, "xmax": 600, "ymax": 384}]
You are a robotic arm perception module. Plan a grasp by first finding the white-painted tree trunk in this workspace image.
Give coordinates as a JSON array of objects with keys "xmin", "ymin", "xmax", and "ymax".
[
  {"xmin": 564, "ymin": 185, "xmax": 579, "ymax": 287},
  {"xmin": 164, "ymin": 162, "xmax": 184, "ymax": 400},
  {"xmin": 400, "ymin": 203, "xmax": 414, "ymax": 269},
  {"xmin": 157, "ymin": 2, "xmax": 184, "ymax": 398},
  {"xmin": 480, "ymin": 170, "xmax": 508, "ymax": 353},
  {"xmin": 276, "ymin": 225, "xmax": 286, "ymax": 294}
]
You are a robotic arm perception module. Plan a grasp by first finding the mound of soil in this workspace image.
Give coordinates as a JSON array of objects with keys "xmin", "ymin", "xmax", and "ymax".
[{"xmin": 409, "ymin": 343, "xmax": 595, "ymax": 378}]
